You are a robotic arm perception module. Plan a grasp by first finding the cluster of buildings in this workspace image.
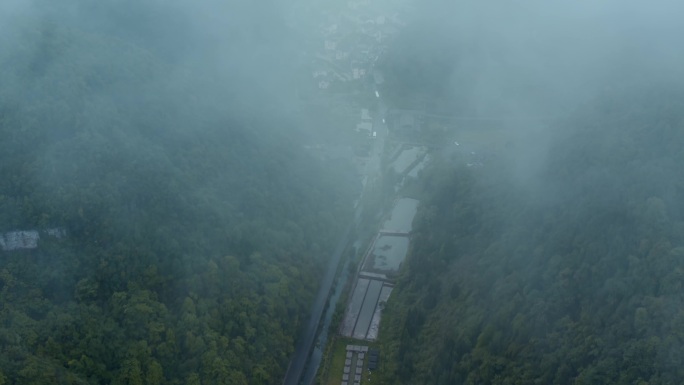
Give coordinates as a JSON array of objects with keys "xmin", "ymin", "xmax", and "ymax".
[
  {"xmin": 309, "ymin": 1, "xmax": 405, "ymax": 92},
  {"xmin": 340, "ymin": 344, "xmax": 381, "ymax": 385},
  {"xmin": 301, "ymin": 0, "xmax": 412, "ymax": 179}
]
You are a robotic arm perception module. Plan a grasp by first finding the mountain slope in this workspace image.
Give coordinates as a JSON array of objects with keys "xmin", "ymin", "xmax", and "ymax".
[
  {"xmin": 0, "ymin": 2, "xmax": 356, "ymax": 384},
  {"xmin": 380, "ymin": 87, "xmax": 684, "ymax": 384}
]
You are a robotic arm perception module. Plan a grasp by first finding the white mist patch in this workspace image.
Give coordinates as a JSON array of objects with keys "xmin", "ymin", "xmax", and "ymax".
[
  {"xmin": 0, "ymin": 231, "xmax": 39, "ymax": 251},
  {"xmin": 0, "ymin": 228, "xmax": 67, "ymax": 251}
]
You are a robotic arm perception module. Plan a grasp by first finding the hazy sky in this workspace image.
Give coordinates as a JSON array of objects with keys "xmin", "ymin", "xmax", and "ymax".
[{"xmin": 395, "ymin": 0, "xmax": 684, "ymax": 116}]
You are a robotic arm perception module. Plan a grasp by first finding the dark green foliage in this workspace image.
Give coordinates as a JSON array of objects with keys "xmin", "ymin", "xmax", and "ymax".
[
  {"xmin": 0, "ymin": 2, "xmax": 355, "ymax": 384},
  {"xmin": 380, "ymin": 87, "xmax": 684, "ymax": 384}
]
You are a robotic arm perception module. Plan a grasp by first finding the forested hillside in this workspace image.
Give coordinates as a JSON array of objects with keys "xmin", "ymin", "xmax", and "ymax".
[
  {"xmin": 380, "ymin": 86, "xmax": 684, "ymax": 384},
  {"xmin": 0, "ymin": 1, "xmax": 356, "ymax": 384}
]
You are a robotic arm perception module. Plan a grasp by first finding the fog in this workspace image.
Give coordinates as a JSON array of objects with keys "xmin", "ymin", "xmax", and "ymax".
[
  {"xmin": 387, "ymin": 0, "xmax": 684, "ymax": 115},
  {"xmin": 375, "ymin": 2, "xmax": 684, "ymax": 384},
  {"xmin": 0, "ymin": 1, "xmax": 359, "ymax": 383},
  {"xmin": 1, "ymin": 0, "xmax": 684, "ymax": 383},
  {"xmin": 378, "ymin": 0, "xmax": 684, "ymax": 198}
]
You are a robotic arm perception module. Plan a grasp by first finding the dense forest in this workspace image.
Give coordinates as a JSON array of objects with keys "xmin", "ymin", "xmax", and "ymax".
[
  {"xmin": 0, "ymin": 1, "xmax": 356, "ymax": 384},
  {"xmin": 372, "ymin": 2, "xmax": 684, "ymax": 383},
  {"xmin": 379, "ymin": 87, "xmax": 684, "ymax": 384}
]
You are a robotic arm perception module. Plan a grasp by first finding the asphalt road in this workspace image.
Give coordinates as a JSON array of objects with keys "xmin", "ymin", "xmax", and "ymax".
[
  {"xmin": 282, "ymin": 95, "xmax": 388, "ymax": 385},
  {"xmin": 282, "ymin": 221, "xmax": 354, "ymax": 385}
]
